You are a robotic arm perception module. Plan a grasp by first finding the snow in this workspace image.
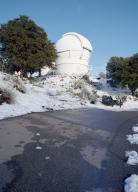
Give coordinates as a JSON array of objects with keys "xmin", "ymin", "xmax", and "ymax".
[
  {"xmin": 36, "ymin": 133, "xmax": 40, "ymax": 136},
  {"xmin": 132, "ymin": 125, "xmax": 138, "ymax": 133},
  {"xmin": 126, "ymin": 151, "xmax": 138, "ymax": 165},
  {"xmin": 127, "ymin": 134, "xmax": 138, "ymax": 144},
  {"xmin": 0, "ymin": 72, "xmax": 138, "ymax": 120},
  {"xmin": 124, "ymin": 125, "xmax": 138, "ymax": 191},
  {"xmin": 56, "ymin": 32, "xmax": 92, "ymax": 53},
  {"xmin": 124, "ymin": 174, "xmax": 138, "ymax": 192},
  {"xmin": 94, "ymin": 79, "xmax": 138, "ymax": 111},
  {"xmin": 0, "ymin": 72, "xmax": 84, "ymax": 120},
  {"xmin": 35, "ymin": 146, "xmax": 42, "ymax": 150},
  {"xmin": 45, "ymin": 156, "xmax": 50, "ymax": 160}
]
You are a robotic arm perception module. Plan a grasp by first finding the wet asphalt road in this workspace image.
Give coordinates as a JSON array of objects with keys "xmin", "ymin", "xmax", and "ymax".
[{"xmin": 0, "ymin": 108, "xmax": 138, "ymax": 192}]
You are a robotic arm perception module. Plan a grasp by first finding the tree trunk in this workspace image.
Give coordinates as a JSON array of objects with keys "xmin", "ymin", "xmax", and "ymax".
[
  {"xmin": 23, "ymin": 70, "xmax": 28, "ymax": 78},
  {"xmin": 38, "ymin": 69, "xmax": 41, "ymax": 77},
  {"xmin": 131, "ymin": 88, "xmax": 135, "ymax": 96}
]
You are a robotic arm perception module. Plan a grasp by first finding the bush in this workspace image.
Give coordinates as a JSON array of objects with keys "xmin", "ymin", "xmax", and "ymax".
[
  {"xmin": 90, "ymin": 94, "xmax": 97, "ymax": 104},
  {"xmin": 3, "ymin": 75, "xmax": 26, "ymax": 93},
  {"xmin": 0, "ymin": 89, "xmax": 11, "ymax": 104},
  {"xmin": 79, "ymin": 86, "xmax": 91, "ymax": 100},
  {"xmin": 115, "ymin": 96, "xmax": 127, "ymax": 106},
  {"xmin": 92, "ymin": 81, "xmax": 102, "ymax": 90},
  {"xmin": 134, "ymin": 91, "xmax": 138, "ymax": 98},
  {"xmin": 102, "ymin": 95, "xmax": 115, "ymax": 106},
  {"xmin": 102, "ymin": 95, "xmax": 127, "ymax": 107},
  {"xmin": 12, "ymin": 77, "xmax": 26, "ymax": 93},
  {"xmin": 74, "ymin": 78, "xmax": 87, "ymax": 89},
  {"xmin": 76, "ymin": 85, "xmax": 98, "ymax": 104},
  {"xmin": 82, "ymin": 75, "xmax": 92, "ymax": 84}
]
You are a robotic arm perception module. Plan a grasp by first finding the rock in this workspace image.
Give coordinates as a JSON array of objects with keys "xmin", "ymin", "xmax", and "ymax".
[
  {"xmin": 102, "ymin": 95, "xmax": 115, "ymax": 106},
  {"xmin": 102, "ymin": 95, "xmax": 127, "ymax": 107}
]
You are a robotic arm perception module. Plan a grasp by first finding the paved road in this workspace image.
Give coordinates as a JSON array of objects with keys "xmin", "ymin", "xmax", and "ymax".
[{"xmin": 0, "ymin": 108, "xmax": 138, "ymax": 192}]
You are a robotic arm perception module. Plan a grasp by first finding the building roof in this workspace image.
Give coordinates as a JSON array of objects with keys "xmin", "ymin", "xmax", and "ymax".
[{"xmin": 56, "ymin": 32, "xmax": 92, "ymax": 53}]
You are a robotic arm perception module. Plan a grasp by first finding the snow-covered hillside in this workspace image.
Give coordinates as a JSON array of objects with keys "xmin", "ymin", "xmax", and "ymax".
[
  {"xmin": 95, "ymin": 78, "xmax": 138, "ymax": 111},
  {"xmin": 0, "ymin": 72, "xmax": 83, "ymax": 119},
  {"xmin": 0, "ymin": 72, "xmax": 138, "ymax": 120}
]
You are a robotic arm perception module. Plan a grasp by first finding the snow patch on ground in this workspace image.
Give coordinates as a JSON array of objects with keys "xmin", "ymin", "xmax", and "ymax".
[
  {"xmin": 124, "ymin": 174, "xmax": 138, "ymax": 192},
  {"xmin": 36, "ymin": 133, "xmax": 40, "ymax": 136},
  {"xmin": 45, "ymin": 156, "xmax": 50, "ymax": 160},
  {"xmin": 127, "ymin": 134, "xmax": 138, "ymax": 144},
  {"xmin": 132, "ymin": 125, "xmax": 138, "ymax": 133},
  {"xmin": 94, "ymin": 79, "xmax": 138, "ymax": 111},
  {"xmin": 126, "ymin": 151, "xmax": 138, "ymax": 165},
  {"xmin": 35, "ymin": 146, "xmax": 42, "ymax": 150}
]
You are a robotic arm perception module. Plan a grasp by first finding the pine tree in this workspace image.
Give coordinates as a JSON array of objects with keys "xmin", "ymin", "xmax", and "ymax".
[
  {"xmin": 121, "ymin": 54, "xmax": 138, "ymax": 95},
  {"xmin": 106, "ymin": 57, "xmax": 124, "ymax": 87},
  {"xmin": 0, "ymin": 15, "xmax": 57, "ymax": 77},
  {"xmin": 106, "ymin": 54, "xmax": 138, "ymax": 95}
]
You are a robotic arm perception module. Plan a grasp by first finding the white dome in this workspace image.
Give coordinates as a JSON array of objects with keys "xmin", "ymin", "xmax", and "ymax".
[
  {"xmin": 56, "ymin": 32, "xmax": 93, "ymax": 75},
  {"xmin": 56, "ymin": 32, "xmax": 92, "ymax": 53}
]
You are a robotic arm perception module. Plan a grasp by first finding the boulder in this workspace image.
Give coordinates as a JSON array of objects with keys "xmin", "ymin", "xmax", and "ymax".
[{"xmin": 102, "ymin": 95, "xmax": 115, "ymax": 106}]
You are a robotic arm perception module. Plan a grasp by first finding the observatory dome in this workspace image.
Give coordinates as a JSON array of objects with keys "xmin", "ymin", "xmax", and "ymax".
[{"xmin": 55, "ymin": 32, "xmax": 92, "ymax": 75}]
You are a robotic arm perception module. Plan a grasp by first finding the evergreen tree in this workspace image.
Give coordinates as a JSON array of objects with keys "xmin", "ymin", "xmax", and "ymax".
[
  {"xmin": 106, "ymin": 57, "xmax": 124, "ymax": 87},
  {"xmin": 121, "ymin": 54, "xmax": 138, "ymax": 95},
  {"xmin": 106, "ymin": 53, "xmax": 138, "ymax": 95},
  {"xmin": 0, "ymin": 15, "xmax": 56, "ymax": 77}
]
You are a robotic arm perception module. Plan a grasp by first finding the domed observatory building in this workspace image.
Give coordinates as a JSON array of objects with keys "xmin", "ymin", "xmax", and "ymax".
[{"xmin": 55, "ymin": 32, "xmax": 92, "ymax": 75}]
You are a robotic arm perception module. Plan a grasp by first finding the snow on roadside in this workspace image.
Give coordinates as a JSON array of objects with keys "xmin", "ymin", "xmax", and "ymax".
[
  {"xmin": 36, "ymin": 146, "xmax": 42, "ymax": 150},
  {"xmin": 127, "ymin": 134, "xmax": 138, "ymax": 144},
  {"xmin": 95, "ymin": 79, "xmax": 138, "ymax": 111},
  {"xmin": 124, "ymin": 174, "xmax": 138, "ymax": 192},
  {"xmin": 132, "ymin": 125, "xmax": 138, "ymax": 133},
  {"xmin": 0, "ymin": 72, "xmax": 84, "ymax": 120},
  {"xmin": 124, "ymin": 125, "xmax": 138, "ymax": 191},
  {"xmin": 126, "ymin": 151, "xmax": 138, "ymax": 165},
  {"xmin": 0, "ymin": 72, "xmax": 138, "ymax": 120}
]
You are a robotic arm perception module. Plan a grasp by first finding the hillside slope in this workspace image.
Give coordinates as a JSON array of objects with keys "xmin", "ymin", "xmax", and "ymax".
[{"xmin": 0, "ymin": 72, "xmax": 138, "ymax": 120}]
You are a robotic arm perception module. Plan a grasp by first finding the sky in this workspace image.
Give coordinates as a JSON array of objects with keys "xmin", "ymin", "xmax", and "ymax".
[{"xmin": 0, "ymin": 0, "xmax": 138, "ymax": 76}]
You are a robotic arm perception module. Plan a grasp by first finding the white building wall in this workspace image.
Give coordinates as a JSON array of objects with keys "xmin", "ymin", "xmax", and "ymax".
[{"xmin": 56, "ymin": 32, "xmax": 92, "ymax": 75}]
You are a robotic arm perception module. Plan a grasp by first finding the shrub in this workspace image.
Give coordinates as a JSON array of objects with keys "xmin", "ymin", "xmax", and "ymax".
[
  {"xmin": 3, "ymin": 74, "xmax": 26, "ymax": 93},
  {"xmin": 102, "ymin": 95, "xmax": 115, "ymax": 106},
  {"xmin": 12, "ymin": 77, "xmax": 26, "ymax": 93},
  {"xmin": 0, "ymin": 89, "xmax": 11, "ymax": 104},
  {"xmin": 102, "ymin": 95, "xmax": 127, "ymax": 107},
  {"xmin": 90, "ymin": 94, "xmax": 97, "ymax": 104},
  {"xmin": 115, "ymin": 96, "xmax": 127, "ymax": 106},
  {"xmin": 82, "ymin": 75, "xmax": 92, "ymax": 84},
  {"xmin": 134, "ymin": 90, "xmax": 138, "ymax": 98},
  {"xmin": 74, "ymin": 79, "xmax": 84, "ymax": 89},
  {"xmin": 78, "ymin": 86, "xmax": 91, "ymax": 100}
]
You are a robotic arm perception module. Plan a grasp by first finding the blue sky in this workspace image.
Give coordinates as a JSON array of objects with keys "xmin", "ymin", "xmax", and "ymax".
[{"xmin": 0, "ymin": 0, "xmax": 138, "ymax": 76}]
